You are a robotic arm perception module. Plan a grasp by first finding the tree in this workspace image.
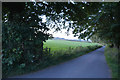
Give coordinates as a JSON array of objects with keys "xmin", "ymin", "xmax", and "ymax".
[
  {"xmin": 2, "ymin": 2, "xmax": 52, "ymax": 77},
  {"xmin": 48, "ymin": 2, "xmax": 120, "ymax": 49}
]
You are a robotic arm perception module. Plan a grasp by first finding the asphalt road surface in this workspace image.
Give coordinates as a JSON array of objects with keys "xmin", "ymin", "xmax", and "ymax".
[{"xmin": 13, "ymin": 46, "xmax": 111, "ymax": 78}]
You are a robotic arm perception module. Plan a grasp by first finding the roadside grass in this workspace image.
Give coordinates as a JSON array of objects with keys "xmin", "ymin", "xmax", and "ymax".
[
  {"xmin": 104, "ymin": 46, "xmax": 119, "ymax": 78},
  {"xmin": 4, "ymin": 40, "xmax": 102, "ymax": 78}
]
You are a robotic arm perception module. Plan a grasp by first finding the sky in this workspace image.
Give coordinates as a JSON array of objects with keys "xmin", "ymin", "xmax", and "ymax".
[
  {"xmin": 48, "ymin": 29, "xmax": 92, "ymax": 42},
  {"xmin": 48, "ymin": 28, "xmax": 79, "ymax": 40},
  {"xmin": 40, "ymin": 15, "xmax": 79, "ymax": 40},
  {"xmin": 41, "ymin": 15, "xmax": 91, "ymax": 41}
]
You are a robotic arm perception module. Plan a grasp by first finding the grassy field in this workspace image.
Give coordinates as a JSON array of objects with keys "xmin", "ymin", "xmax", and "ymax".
[{"xmin": 44, "ymin": 39, "xmax": 99, "ymax": 52}]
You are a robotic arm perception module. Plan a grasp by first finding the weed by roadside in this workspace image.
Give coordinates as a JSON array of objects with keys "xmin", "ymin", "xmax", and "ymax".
[{"xmin": 104, "ymin": 46, "xmax": 119, "ymax": 78}]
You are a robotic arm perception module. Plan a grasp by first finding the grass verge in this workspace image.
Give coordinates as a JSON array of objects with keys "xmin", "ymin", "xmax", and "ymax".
[
  {"xmin": 4, "ymin": 45, "xmax": 102, "ymax": 78},
  {"xmin": 104, "ymin": 46, "xmax": 119, "ymax": 78}
]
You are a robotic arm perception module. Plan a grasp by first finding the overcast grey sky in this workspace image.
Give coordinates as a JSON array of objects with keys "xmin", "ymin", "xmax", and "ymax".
[
  {"xmin": 48, "ymin": 28, "xmax": 79, "ymax": 40},
  {"xmin": 40, "ymin": 15, "xmax": 79, "ymax": 40}
]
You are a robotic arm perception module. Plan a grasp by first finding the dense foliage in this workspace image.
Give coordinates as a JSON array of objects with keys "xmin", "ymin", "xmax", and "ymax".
[
  {"xmin": 2, "ymin": 2, "xmax": 51, "ymax": 77},
  {"xmin": 48, "ymin": 2, "xmax": 120, "ymax": 48},
  {"xmin": 105, "ymin": 46, "xmax": 119, "ymax": 78}
]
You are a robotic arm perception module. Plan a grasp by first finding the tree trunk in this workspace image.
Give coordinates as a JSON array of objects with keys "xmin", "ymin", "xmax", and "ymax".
[{"xmin": 40, "ymin": 42, "xmax": 43, "ymax": 60}]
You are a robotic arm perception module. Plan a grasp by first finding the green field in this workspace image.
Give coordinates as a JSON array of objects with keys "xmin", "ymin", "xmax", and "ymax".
[{"xmin": 44, "ymin": 39, "xmax": 99, "ymax": 52}]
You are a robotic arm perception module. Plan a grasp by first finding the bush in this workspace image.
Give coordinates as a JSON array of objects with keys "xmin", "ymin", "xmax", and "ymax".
[
  {"xmin": 104, "ymin": 46, "xmax": 119, "ymax": 78},
  {"xmin": 2, "ymin": 21, "xmax": 50, "ymax": 78}
]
